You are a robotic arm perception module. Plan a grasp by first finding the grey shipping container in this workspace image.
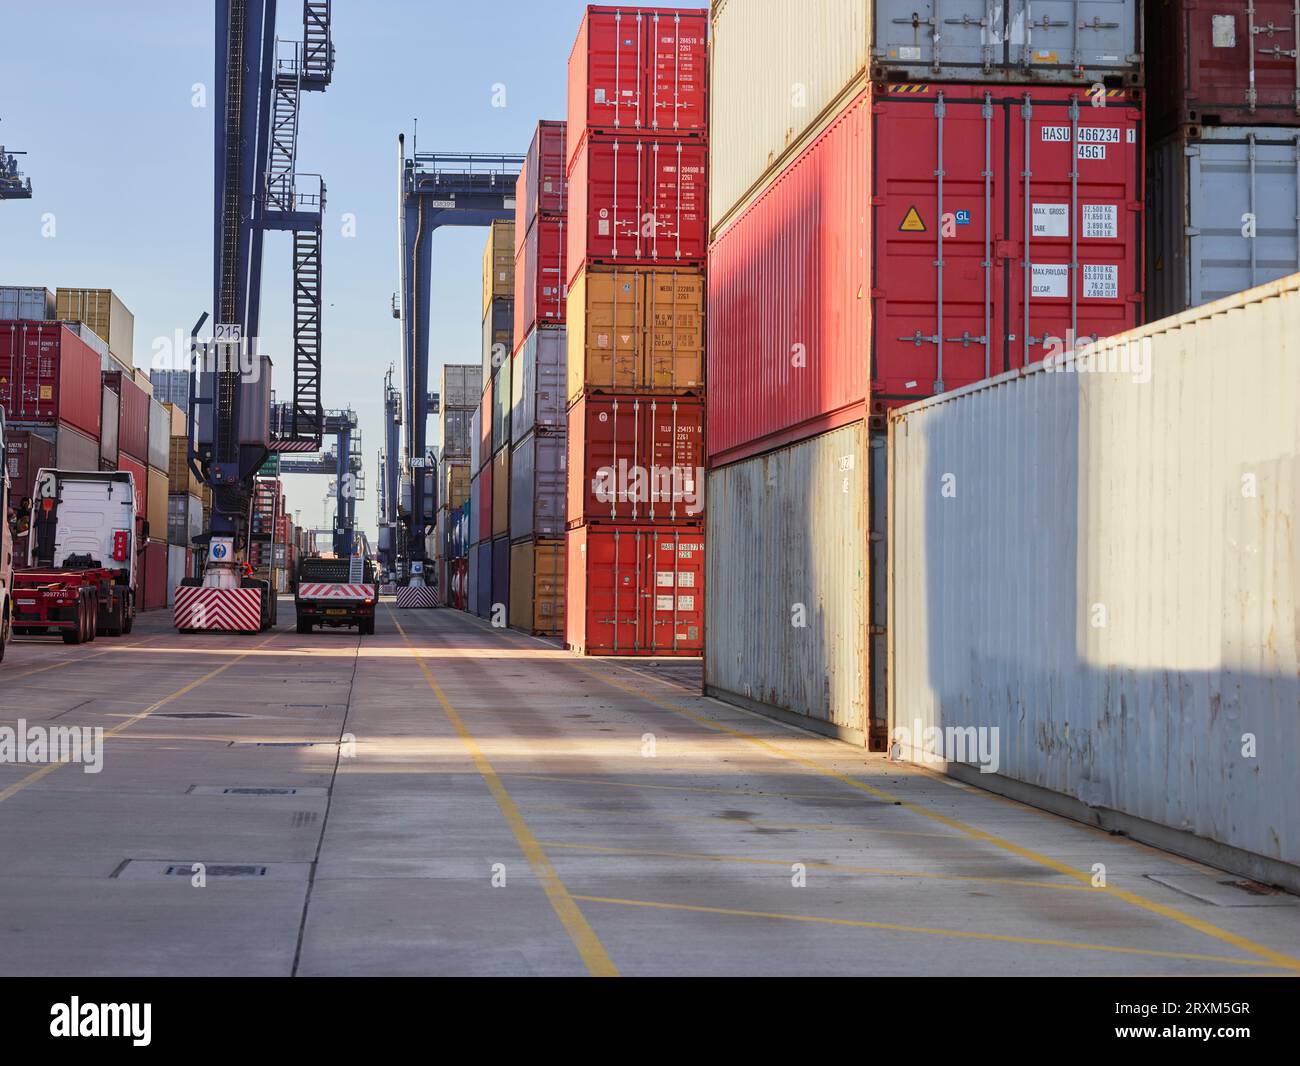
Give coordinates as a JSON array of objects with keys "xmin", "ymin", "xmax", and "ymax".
[
  {"xmin": 511, "ymin": 326, "xmax": 566, "ymax": 440},
  {"xmin": 196, "ymin": 354, "xmax": 272, "ymax": 446},
  {"xmin": 474, "ymin": 540, "xmax": 492, "ymax": 618},
  {"xmin": 888, "ymin": 274, "xmax": 1300, "ymax": 892},
  {"xmin": 148, "ymin": 397, "xmax": 169, "ymax": 471},
  {"xmin": 12, "ymin": 421, "xmax": 102, "ymax": 475},
  {"xmin": 469, "ymin": 470, "xmax": 481, "ymax": 545},
  {"xmin": 167, "ymin": 492, "xmax": 204, "ymax": 547},
  {"xmin": 0, "ymin": 286, "xmax": 55, "ymax": 320},
  {"xmin": 439, "ymin": 407, "xmax": 472, "ymax": 459},
  {"xmin": 1148, "ymin": 126, "xmax": 1300, "ymax": 320},
  {"xmin": 491, "ymin": 351, "xmax": 512, "ymax": 455},
  {"xmin": 149, "ymin": 369, "xmax": 192, "ymax": 412},
  {"xmin": 440, "ymin": 363, "xmax": 482, "ymax": 410},
  {"xmin": 705, "ymin": 421, "xmax": 878, "ymax": 747},
  {"xmin": 481, "ymin": 297, "xmax": 513, "ymax": 384},
  {"xmin": 470, "ymin": 405, "xmax": 482, "ymax": 471},
  {"xmin": 509, "ymin": 429, "xmax": 566, "ymax": 541},
  {"xmin": 100, "ymin": 387, "xmax": 120, "ymax": 467}
]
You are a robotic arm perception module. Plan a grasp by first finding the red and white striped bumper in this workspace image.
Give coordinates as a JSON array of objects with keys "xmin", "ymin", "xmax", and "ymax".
[
  {"xmin": 297, "ymin": 583, "xmax": 375, "ymax": 600},
  {"xmin": 395, "ymin": 586, "xmax": 440, "ymax": 609},
  {"xmin": 174, "ymin": 587, "xmax": 263, "ymax": 632}
]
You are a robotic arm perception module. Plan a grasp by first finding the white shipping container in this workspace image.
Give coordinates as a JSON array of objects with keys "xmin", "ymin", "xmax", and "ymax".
[
  {"xmin": 705, "ymin": 421, "xmax": 873, "ymax": 745},
  {"xmin": 888, "ymin": 275, "xmax": 1300, "ymax": 890},
  {"xmin": 709, "ymin": 0, "xmax": 868, "ymax": 234},
  {"xmin": 166, "ymin": 545, "xmax": 189, "ymax": 607},
  {"xmin": 440, "ymin": 363, "xmax": 482, "ymax": 410},
  {"xmin": 147, "ymin": 397, "xmax": 169, "ymax": 471}
]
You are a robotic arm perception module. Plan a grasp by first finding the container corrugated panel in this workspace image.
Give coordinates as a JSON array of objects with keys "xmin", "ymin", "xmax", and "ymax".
[
  {"xmin": 566, "ymin": 524, "xmax": 704, "ymax": 656},
  {"xmin": 888, "ymin": 276, "xmax": 1300, "ymax": 881},
  {"xmin": 515, "ymin": 120, "xmax": 568, "ymax": 251},
  {"xmin": 469, "ymin": 471, "xmax": 481, "ymax": 545},
  {"xmin": 167, "ymin": 544, "xmax": 189, "ymax": 606},
  {"xmin": 168, "ymin": 436, "xmax": 201, "ymax": 497},
  {"xmin": 709, "ymin": 0, "xmax": 868, "ymax": 234},
  {"xmin": 143, "ymin": 539, "xmax": 169, "ymax": 610},
  {"xmin": 491, "ymin": 535, "xmax": 510, "ymax": 621},
  {"xmin": 441, "ymin": 364, "xmax": 482, "ymax": 410},
  {"xmin": 514, "ymin": 215, "xmax": 568, "ymax": 342},
  {"xmin": 511, "ymin": 326, "xmax": 567, "ymax": 440},
  {"xmin": 509, "ymin": 538, "xmax": 566, "ymax": 636},
  {"xmin": 147, "ymin": 467, "xmax": 169, "ymax": 544},
  {"xmin": 439, "ymin": 407, "xmax": 472, "ymax": 459},
  {"xmin": 491, "ymin": 352, "xmax": 513, "ymax": 455},
  {"xmin": 54, "ymin": 288, "xmax": 135, "ymax": 367},
  {"xmin": 482, "ymin": 296, "xmax": 514, "ymax": 382},
  {"xmin": 492, "ymin": 447, "xmax": 510, "ymax": 538},
  {"xmin": 0, "ymin": 287, "xmax": 55, "ymax": 320},
  {"xmin": 0, "ymin": 322, "xmax": 104, "ymax": 439},
  {"xmin": 704, "ymin": 421, "xmax": 868, "ymax": 742},
  {"xmin": 108, "ymin": 370, "xmax": 150, "ymax": 461},
  {"xmin": 474, "ymin": 540, "xmax": 493, "ymax": 618},
  {"xmin": 167, "ymin": 493, "xmax": 203, "ymax": 547},
  {"xmin": 117, "ymin": 453, "xmax": 148, "ymax": 521},
  {"xmin": 478, "ymin": 456, "xmax": 493, "ymax": 542},
  {"xmin": 1147, "ymin": 126, "xmax": 1300, "ymax": 321},
  {"xmin": 147, "ymin": 398, "xmax": 169, "ymax": 471},
  {"xmin": 510, "ymin": 430, "xmax": 567, "ymax": 541},
  {"xmin": 467, "ymin": 544, "xmax": 480, "ymax": 614},
  {"xmin": 100, "ymin": 388, "xmax": 120, "ymax": 467},
  {"xmin": 470, "ymin": 406, "xmax": 482, "ymax": 471},
  {"xmin": 482, "ymin": 220, "xmax": 516, "ymax": 316},
  {"xmin": 707, "ymin": 96, "xmax": 870, "ymax": 465},
  {"xmin": 443, "ymin": 461, "xmax": 470, "ymax": 511},
  {"xmin": 480, "ymin": 376, "xmax": 493, "ymax": 464},
  {"xmin": 3, "ymin": 429, "xmax": 55, "ymax": 502},
  {"xmin": 1148, "ymin": 0, "xmax": 1300, "ymax": 136}
]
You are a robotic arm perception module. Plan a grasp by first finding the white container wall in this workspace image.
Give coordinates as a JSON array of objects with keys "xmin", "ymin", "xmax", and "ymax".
[
  {"xmin": 147, "ymin": 397, "xmax": 169, "ymax": 470},
  {"xmin": 888, "ymin": 276, "xmax": 1300, "ymax": 888},
  {"xmin": 705, "ymin": 421, "xmax": 869, "ymax": 744},
  {"xmin": 709, "ymin": 0, "xmax": 868, "ymax": 234}
]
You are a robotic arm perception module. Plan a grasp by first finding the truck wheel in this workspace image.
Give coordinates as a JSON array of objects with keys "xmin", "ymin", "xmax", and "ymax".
[
  {"xmin": 86, "ymin": 597, "xmax": 98, "ymax": 642},
  {"xmin": 0, "ymin": 609, "xmax": 8, "ymax": 662},
  {"xmin": 296, "ymin": 617, "xmax": 312, "ymax": 634},
  {"xmin": 63, "ymin": 602, "xmax": 84, "ymax": 645},
  {"xmin": 122, "ymin": 600, "xmax": 134, "ymax": 634},
  {"xmin": 106, "ymin": 599, "xmax": 124, "ymax": 638}
]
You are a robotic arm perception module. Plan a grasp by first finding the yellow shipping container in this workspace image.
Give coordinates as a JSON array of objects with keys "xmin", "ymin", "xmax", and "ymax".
[
  {"xmin": 169, "ymin": 437, "xmax": 202, "ymax": 498},
  {"xmin": 162, "ymin": 402, "xmax": 186, "ymax": 438},
  {"xmin": 147, "ymin": 467, "xmax": 169, "ymax": 545},
  {"xmin": 482, "ymin": 219, "xmax": 515, "ymax": 316},
  {"xmin": 54, "ymin": 288, "xmax": 135, "ymax": 367},
  {"xmin": 567, "ymin": 266, "xmax": 706, "ymax": 403},
  {"xmin": 444, "ymin": 460, "xmax": 470, "ymax": 511},
  {"xmin": 509, "ymin": 539, "xmax": 565, "ymax": 636}
]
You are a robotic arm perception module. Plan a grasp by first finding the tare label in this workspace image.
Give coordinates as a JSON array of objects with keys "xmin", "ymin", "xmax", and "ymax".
[
  {"xmin": 1082, "ymin": 204, "xmax": 1118, "ymax": 239},
  {"xmin": 1031, "ymin": 263, "xmax": 1070, "ymax": 298},
  {"xmin": 1032, "ymin": 203, "xmax": 1069, "ymax": 237},
  {"xmin": 1082, "ymin": 264, "xmax": 1118, "ymax": 299}
]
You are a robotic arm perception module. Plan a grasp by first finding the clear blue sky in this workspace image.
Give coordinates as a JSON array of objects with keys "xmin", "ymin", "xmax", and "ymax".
[{"xmin": 0, "ymin": 0, "xmax": 704, "ymax": 541}]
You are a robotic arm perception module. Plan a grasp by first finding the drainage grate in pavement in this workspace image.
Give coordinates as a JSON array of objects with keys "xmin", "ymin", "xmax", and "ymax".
[
  {"xmin": 113, "ymin": 860, "xmax": 312, "ymax": 882},
  {"xmin": 187, "ymin": 785, "xmax": 329, "ymax": 797},
  {"xmin": 155, "ymin": 712, "xmax": 252, "ymax": 720},
  {"xmin": 165, "ymin": 863, "xmax": 266, "ymax": 877},
  {"xmin": 291, "ymin": 811, "xmax": 320, "ymax": 828},
  {"xmin": 1145, "ymin": 873, "xmax": 1300, "ymax": 907}
]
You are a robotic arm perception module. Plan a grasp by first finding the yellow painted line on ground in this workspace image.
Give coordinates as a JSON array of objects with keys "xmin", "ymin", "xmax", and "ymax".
[
  {"xmin": 1, "ymin": 639, "xmax": 148, "ymax": 682},
  {"xmin": 569, "ymin": 660, "xmax": 1300, "ymax": 974},
  {"xmin": 523, "ymin": 802, "xmax": 962, "ymax": 840},
  {"xmin": 542, "ymin": 840, "xmax": 1091, "ymax": 893},
  {"xmin": 510, "ymin": 772, "xmax": 873, "ymax": 804},
  {"xmin": 388, "ymin": 610, "xmax": 618, "ymax": 978},
  {"xmin": 572, "ymin": 894, "xmax": 1284, "ymax": 971},
  {"xmin": 0, "ymin": 633, "xmax": 279, "ymax": 805}
]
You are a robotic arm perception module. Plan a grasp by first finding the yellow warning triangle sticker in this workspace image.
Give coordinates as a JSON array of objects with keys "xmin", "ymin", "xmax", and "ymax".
[{"xmin": 899, "ymin": 205, "xmax": 926, "ymax": 232}]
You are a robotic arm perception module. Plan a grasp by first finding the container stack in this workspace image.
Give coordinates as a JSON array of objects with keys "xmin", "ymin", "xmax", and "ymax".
[
  {"xmin": 247, "ymin": 477, "xmax": 285, "ymax": 597},
  {"xmin": 438, "ymin": 362, "xmax": 480, "ymax": 608},
  {"xmin": 165, "ymin": 401, "xmax": 201, "ymax": 600},
  {"xmin": 704, "ymin": 3, "xmax": 1145, "ymax": 746},
  {"xmin": 508, "ymin": 120, "xmax": 569, "ymax": 637},
  {"xmin": 141, "ymin": 384, "xmax": 172, "ymax": 609},
  {"xmin": 1146, "ymin": 3, "xmax": 1300, "ymax": 318},
  {"xmin": 562, "ymin": 5, "xmax": 709, "ymax": 657}
]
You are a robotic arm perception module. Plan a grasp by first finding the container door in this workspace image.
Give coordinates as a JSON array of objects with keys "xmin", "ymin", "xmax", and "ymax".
[
  {"xmin": 875, "ymin": 87, "xmax": 1007, "ymax": 400},
  {"xmin": 1187, "ymin": 131, "xmax": 1300, "ymax": 309},
  {"xmin": 585, "ymin": 528, "xmax": 643, "ymax": 652},
  {"xmin": 581, "ymin": 397, "xmax": 643, "ymax": 522},
  {"xmin": 875, "ymin": 0, "xmax": 993, "ymax": 77},
  {"xmin": 1008, "ymin": 1, "xmax": 1137, "ymax": 80},
  {"xmin": 1006, "ymin": 88, "xmax": 1142, "ymax": 371},
  {"xmin": 640, "ymin": 529, "xmax": 704, "ymax": 654},
  {"xmin": 1185, "ymin": 0, "xmax": 1300, "ymax": 119}
]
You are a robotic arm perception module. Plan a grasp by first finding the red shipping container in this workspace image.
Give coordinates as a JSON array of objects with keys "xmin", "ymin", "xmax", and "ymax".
[
  {"xmin": 567, "ymin": 393, "xmax": 704, "ymax": 525},
  {"xmin": 4, "ymin": 429, "xmax": 55, "ymax": 504},
  {"xmin": 566, "ymin": 6, "xmax": 708, "ymax": 170},
  {"xmin": 477, "ymin": 457, "xmax": 493, "ymax": 543},
  {"xmin": 515, "ymin": 120, "xmax": 568, "ymax": 255},
  {"xmin": 143, "ymin": 539, "xmax": 168, "ymax": 610},
  {"xmin": 566, "ymin": 523, "xmax": 703, "ymax": 656},
  {"xmin": 708, "ymin": 85, "xmax": 1145, "ymax": 467},
  {"xmin": 117, "ymin": 452, "xmax": 148, "ymax": 524},
  {"xmin": 102, "ymin": 370, "xmax": 150, "ymax": 462},
  {"xmin": 479, "ymin": 375, "xmax": 493, "ymax": 466},
  {"xmin": 567, "ymin": 132, "xmax": 707, "ymax": 284},
  {"xmin": 514, "ymin": 214, "xmax": 568, "ymax": 344},
  {"xmin": 0, "ymin": 321, "xmax": 103, "ymax": 439},
  {"xmin": 1149, "ymin": 1, "xmax": 1300, "ymax": 135}
]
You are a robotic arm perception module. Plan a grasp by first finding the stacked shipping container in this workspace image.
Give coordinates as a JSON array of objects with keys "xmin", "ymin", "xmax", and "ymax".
[
  {"xmin": 509, "ymin": 120, "xmax": 569, "ymax": 637},
  {"xmin": 705, "ymin": 2, "xmax": 1146, "ymax": 745},
  {"xmin": 440, "ymin": 363, "xmax": 482, "ymax": 612},
  {"xmin": 563, "ymin": 5, "xmax": 709, "ymax": 656}
]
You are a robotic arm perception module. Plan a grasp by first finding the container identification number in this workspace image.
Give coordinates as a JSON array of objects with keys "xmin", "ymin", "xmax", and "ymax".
[{"xmin": 1042, "ymin": 126, "xmax": 1120, "ymax": 143}]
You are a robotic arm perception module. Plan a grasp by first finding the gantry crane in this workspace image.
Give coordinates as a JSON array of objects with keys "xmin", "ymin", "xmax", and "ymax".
[
  {"xmin": 274, "ymin": 405, "xmax": 364, "ymax": 558},
  {"xmin": 377, "ymin": 365, "xmax": 402, "ymax": 575},
  {"xmin": 175, "ymin": 0, "xmax": 334, "ymax": 633},
  {"xmin": 0, "ymin": 118, "xmax": 33, "ymax": 200},
  {"xmin": 393, "ymin": 141, "xmax": 522, "ymax": 605}
]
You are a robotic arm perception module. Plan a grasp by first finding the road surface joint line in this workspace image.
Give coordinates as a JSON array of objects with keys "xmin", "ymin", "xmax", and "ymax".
[
  {"xmin": 569, "ymin": 894, "xmax": 1284, "ymax": 971},
  {"xmin": 559, "ymin": 659, "xmax": 1300, "ymax": 973},
  {"xmin": 387, "ymin": 607, "xmax": 619, "ymax": 978}
]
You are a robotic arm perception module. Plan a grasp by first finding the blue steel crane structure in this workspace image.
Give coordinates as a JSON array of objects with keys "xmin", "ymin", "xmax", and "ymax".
[
  {"xmin": 178, "ymin": 0, "xmax": 334, "ymax": 631},
  {"xmin": 274, "ymin": 406, "xmax": 363, "ymax": 558},
  {"xmin": 394, "ymin": 140, "xmax": 522, "ymax": 594},
  {"xmin": 377, "ymin": 365, "xmax": 402, "ymax": 574}
]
